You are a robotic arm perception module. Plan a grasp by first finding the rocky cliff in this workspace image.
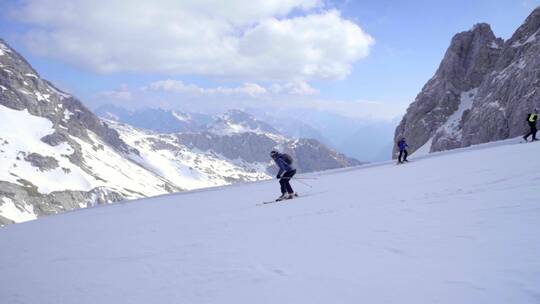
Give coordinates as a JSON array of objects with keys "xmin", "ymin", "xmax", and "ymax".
[{"xmin": 394, "ymin": 7, "xmax": 540, "ymax": 155}]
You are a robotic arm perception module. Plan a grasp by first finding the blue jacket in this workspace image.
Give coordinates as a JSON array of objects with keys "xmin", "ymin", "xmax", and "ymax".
[
  {"xmin": 398, "ymin": 139, "xmax": 408, "ymax": 152},
  {"xmin": 274, "ymin": 154, "xmax": 294, "ymax": 176}
]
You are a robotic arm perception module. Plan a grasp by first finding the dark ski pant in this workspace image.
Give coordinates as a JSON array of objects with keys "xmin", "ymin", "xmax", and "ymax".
[
  {"xmin": 279, "ymin": 169, "xmax": 296, "ymax": 194},
  {"xmin": 524, "ymin": 123, "xmax": 537, "ymax": 140},
  {"xmin": 398, "ymin": 149, "xmax": 408, "ymax": 162}
]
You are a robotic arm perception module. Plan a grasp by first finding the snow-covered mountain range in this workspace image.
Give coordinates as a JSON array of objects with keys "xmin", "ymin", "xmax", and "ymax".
[
  {"xmin": 97, "ymin": 106, "xmax": 363, "ymax": 177},
  {"xmin": 395, "ymin": 7, "xmax": 540, "ymax": 156},
  {"xmin": 0, "ymin": 39, "xmax": 361, "ymax": 226},
  {"xmin": 1, "ymin": 136, "xmax": 538, "ymax": 303},
  {"xmin": 97, "ymin": 104, "xmax": 398, "ymax": 163}
]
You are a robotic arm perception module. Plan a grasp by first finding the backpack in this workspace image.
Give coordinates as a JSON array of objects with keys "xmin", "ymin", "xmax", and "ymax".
[{"xmin": 281, "ymin": 153, "xmax": 293, "ymax": 165}]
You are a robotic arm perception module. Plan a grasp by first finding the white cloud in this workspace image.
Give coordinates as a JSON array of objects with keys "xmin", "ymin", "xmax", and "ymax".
[
  {"xmin": 142, "ymin": 79, "xmax": 319, "ymax": 98},
  {"xmin": 144, "ymin": 80, "xmax": 268, "ymax": 97},
  {"xmin": 97, "ymin": 81, "xmax": 405, "ymax": 122},
  {"xmin": 13, "ymin": 0, "xmax": 374, "ymax": 81},
  {"xmin": 270, "ymin": 81, "xmax": 319, "ymax": 95},
  {"xmin": 100, "ymin": 84, "xmax": 132, "ymax": 101}
]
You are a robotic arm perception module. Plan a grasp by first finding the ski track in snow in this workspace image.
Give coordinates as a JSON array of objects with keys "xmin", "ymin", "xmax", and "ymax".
[{"xmin": 0, "ymin": 139, "xmax": 539, "ymax": 303}]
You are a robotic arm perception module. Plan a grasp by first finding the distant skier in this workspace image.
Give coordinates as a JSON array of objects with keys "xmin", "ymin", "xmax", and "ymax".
[
  {"xmin": 270, "ymin": 150, "xmax": 296, "ymax": 201},
  {"xmin": 523, "ymin": 108, "xmax": 539, "ymax": 142},
  {"xmin": 397, "ymin": 137, "xmax": 409, "ymax": 164}
]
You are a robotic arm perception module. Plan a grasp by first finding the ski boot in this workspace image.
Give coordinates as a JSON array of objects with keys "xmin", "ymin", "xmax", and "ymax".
[{"xmin": 275, "ymin": 193, "xmax": 288, "ymax": 201}]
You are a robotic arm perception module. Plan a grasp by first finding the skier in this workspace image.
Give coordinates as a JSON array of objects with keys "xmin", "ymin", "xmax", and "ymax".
[
  {"xmin": 523, "ymin": 108, "xmax": 539, "ymax": 142},
  {"xmin": 270, "ymin": 150, "xmax": 296, "ymax": 201},
  {"xmin": 397, "ymin": 137, "xmax": 409, "ymax": 164}
]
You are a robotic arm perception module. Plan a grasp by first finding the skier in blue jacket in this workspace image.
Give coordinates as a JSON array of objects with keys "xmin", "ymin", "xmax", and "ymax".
[
  {"xmin": 397, "ymin": 137, "xmax": 409, "ymax": 164},
  {"xmin": 270, "ymin": 150, "xmax": 297, "ymax": 201}
]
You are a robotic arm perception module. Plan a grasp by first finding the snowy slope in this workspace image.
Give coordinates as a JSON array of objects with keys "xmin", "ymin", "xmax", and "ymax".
[
  {"xmin": 110, "ymin": 120, "xmax": 270, "ymax": 190},
  {"xmin": 1, "ymin": 138, "xmax": 539, "ymax": 303},
  {"xmin": 0, "ymin": 104, "xmax": 176, "ymax": 196},
  {"xmin": 0, "ymin": 38, "xmax": 187, "ymax": 224}
]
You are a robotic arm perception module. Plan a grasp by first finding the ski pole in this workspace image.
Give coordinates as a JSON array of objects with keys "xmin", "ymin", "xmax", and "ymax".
[
  {"xmin": 278, "ymin": 176, "xmax": 314, "ymax": 187},
  {"xmin": 294, "ymin": 178, "xmax": 313, "ymax": 188}
]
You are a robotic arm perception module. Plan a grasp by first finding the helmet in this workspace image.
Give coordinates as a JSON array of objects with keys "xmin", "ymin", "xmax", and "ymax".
[{"xmin": 270, "ymin": 150, "xmax": 278, "ymax": 158}]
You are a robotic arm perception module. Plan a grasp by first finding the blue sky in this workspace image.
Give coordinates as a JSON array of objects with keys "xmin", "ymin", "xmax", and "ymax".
[{"xmin": 0, "ymin": 0, "xmax": 538, "ymax": 119}]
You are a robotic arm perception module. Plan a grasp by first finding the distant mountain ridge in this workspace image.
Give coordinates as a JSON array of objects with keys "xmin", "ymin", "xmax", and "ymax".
[
  {"xmin": 95, "ymin": 104, "xmax": 213, "ymax": 133},
  {"xmin": 97, "ymin": 104, "xmax": 395, "ymax": 163},
  {"xmin": 99, "ymin": 106, "xmax": 363, "ymax": 176},
  {"xmin": 395, "ymin": 7, "xmax": 540, "ymax": 156},
  {"xmin": 95, "ymin": 105, "xmax": 284, "ymax": 136}
]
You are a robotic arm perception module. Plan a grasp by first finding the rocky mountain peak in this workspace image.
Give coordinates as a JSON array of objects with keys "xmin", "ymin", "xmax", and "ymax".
[
  {"xmin": 393, "ymin": 21, "xmax": 503, "ymax": 155},
  {"xmin": 210, "ymin": 109, "xmax": 281, "ymax": 135},
  {"xmin": 437, "ymin": 23, "xmax": 502, "ymax": 91},
  {"xmin": 395, "ymin": 6, "xmax": 540, "ymax": 156}
]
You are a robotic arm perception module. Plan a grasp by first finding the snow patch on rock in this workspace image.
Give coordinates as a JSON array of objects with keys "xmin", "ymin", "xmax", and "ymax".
[
  {"xmin": 438, "ymin": 88, "xmax": 478, "ymax": 137},
  {"xmin": 0, "ymin": 197, "xmax": 37, "ymax": 223},
  {"xmin": 63, "ymin": 109, "xmax": 74, "ymax": 121},
  {"xmin": 35, "ymin": 92, "xmax": 51, "ymax": 103},
  {"xmin": 412, "ymin": 137, "xmax": 433, "ymax": 156},
  {"xmin": 511, "ymin": 29, "xmax": 539, "ymax": 47}
]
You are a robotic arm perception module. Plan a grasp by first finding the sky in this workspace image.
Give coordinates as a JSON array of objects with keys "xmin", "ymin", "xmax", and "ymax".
[{"xmin": 0, "ymin": 0, "xmax": 539, "ymax": 121}]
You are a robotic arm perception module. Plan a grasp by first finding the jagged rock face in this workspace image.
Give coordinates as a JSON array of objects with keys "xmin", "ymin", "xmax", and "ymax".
[
  {"xmin": 0, "ymin": 40, "xmax": 128, "ymax": 153},
  {"xmin": 462, "ymin": 8, "xmax": 540, "ymax": 146},
  {"xmin": 394, "ymin": 24, "xmax": 503, "ymax": 155},
  {"xmin": 395, "ymin": 7, "xmax": 540, "ymax": 155}
]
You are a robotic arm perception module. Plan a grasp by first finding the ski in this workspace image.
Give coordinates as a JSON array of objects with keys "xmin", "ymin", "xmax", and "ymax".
[
  {"xmin": 396, "ymin": 160, "xmax": 411, "ymax": 165},
  {"xmin": 259, "ymin": 193, "xmax": 300, "ymax": 205}
]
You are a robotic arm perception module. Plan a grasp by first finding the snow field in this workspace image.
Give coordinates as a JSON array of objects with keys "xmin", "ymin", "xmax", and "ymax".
[{"xmin": 0, "ymin": 139, "xmax": 539, "ymax": 303}]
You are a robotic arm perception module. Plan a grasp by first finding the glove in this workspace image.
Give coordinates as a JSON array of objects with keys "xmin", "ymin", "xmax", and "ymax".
[{"xmin": 276, "ymin": 174, "xmax": 281, "ymax": 179}]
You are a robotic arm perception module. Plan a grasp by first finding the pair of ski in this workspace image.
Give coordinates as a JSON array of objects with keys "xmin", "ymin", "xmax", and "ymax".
[
  {"xmin": 259, "ymin": 193, "xmax": 300, "ymax": 205},
  {"xmin": 396, "ymin": 160, "xmax": 411, "ymax": 165}
]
